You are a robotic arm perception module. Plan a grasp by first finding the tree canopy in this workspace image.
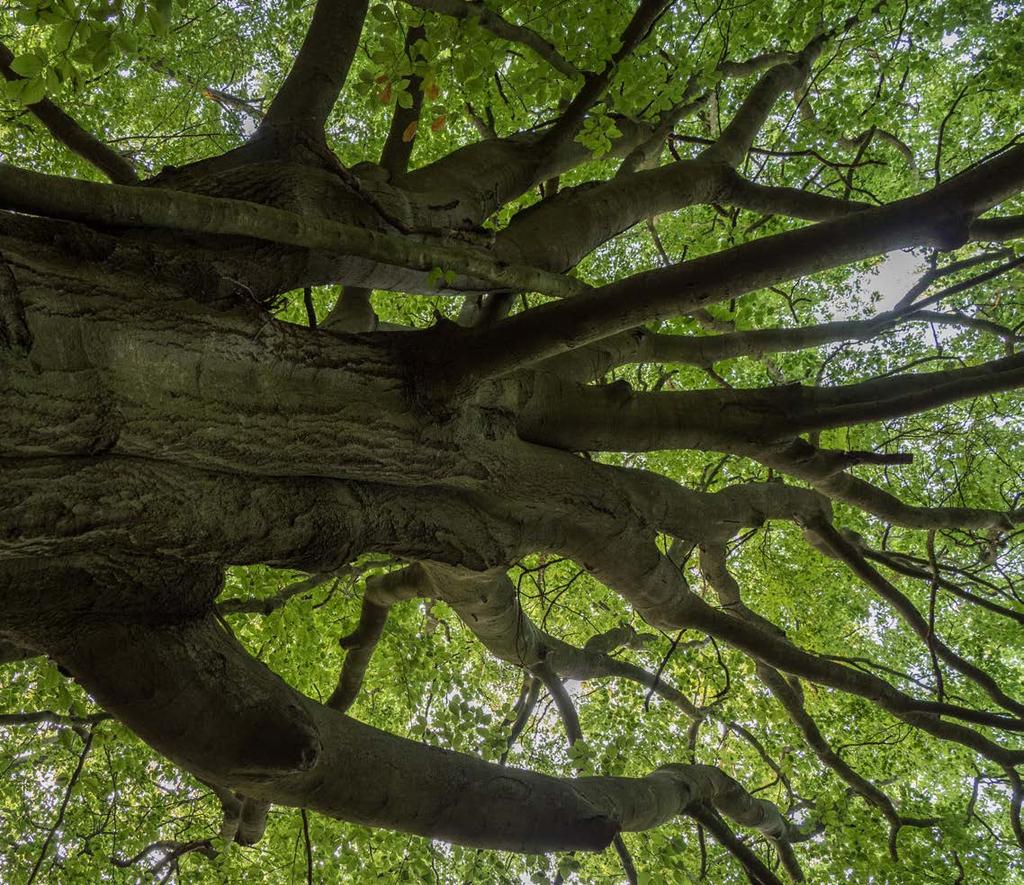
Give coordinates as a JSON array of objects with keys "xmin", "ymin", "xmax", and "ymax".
[{"xmin": 2, "ymin": 0, "xmax": 1024, "ymax": 882}]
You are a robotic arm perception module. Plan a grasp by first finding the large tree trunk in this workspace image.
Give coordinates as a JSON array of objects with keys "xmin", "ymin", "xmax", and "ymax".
[{"xmin": 4, "ymin": 1, "xmax": 1024, "ymax": 875}]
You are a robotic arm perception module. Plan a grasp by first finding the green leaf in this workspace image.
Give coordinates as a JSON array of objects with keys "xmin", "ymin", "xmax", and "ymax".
[
  {"xmin": 9, "ymin": 53, "xmax": 44, "ymax": 78},
  {"xmin": 54, "ymin": 19, "xmax": 77, "ymax": 51},
  {"xmin": 148, "ymin": 0, "xmax": 171, "ymax": 35},
  {"xmin": 19, "ymin": 76, "xmax": 46, "ymax": 105}
]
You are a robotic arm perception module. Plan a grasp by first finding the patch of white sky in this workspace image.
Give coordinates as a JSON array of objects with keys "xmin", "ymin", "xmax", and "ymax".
[{"xmin": 812, "ymin": 248, "xmax": 926, "ymax": 325}]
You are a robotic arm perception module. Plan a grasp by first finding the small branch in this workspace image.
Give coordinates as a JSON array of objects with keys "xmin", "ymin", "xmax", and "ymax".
[
  {"xmin": 0, "ymin": 710, "xmax": 110, "ymax": 728},
  {"xmin": 862, "ymin": 544, "xmax": 1024, "ymax": 627},
  {"xmin": 401, "ymin": 0, "xmax": 579, "ymax": 79},
  {"xmin": 807, "ymin": 519, "xmax": 1024, "ymax": 718},
  {"xmin": 539, "ymin": 0, "xmax": 674, "ymax": 152},
  {"xmin": 379, "ymin": 26, "xmax": 427, "ymax": 178},
  {"xmin": 535, "ymin": 659, "xmax": 639, "ymax": 885},
  {"xmin": 27, "ymin": 724, "xmax": 96, "ymax": 884},
  {"xmin": 533, "ymin": 660, "xmax": 582, "ymax": 744},
  {"xmin": 619, "ymin": 82, "xmax": 709, "ymax": 174},
  {"xmin": 218, "ymin": 572, "xmax": 333, "ymax": 616},
  {"xmin": 500, "ymin": 675, "xmax": 541, "ymax": 764},
  {"xmin": 301, "ymin": 809, "xmax": 314, "ymax": 884},
  {"xmin": 612, "ymin": 835, "xmax": 639, "ymax": 885},
  {"xmin": 112, "ymin": 839, "xmax": 217, "ymax": 872},
  {"xmin": 754, "ymin": 439, "xmax": 1022, "ymax": 532}
]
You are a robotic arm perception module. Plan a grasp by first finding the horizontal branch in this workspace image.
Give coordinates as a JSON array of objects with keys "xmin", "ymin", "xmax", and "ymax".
[
  {"xmin": 518, "ymin": 349, "xmax": 1024, "ymax": 453},
  {"xmin": 0, "ymin": 709, "xmax": 110, "ymax": 728},
  {"xmin": 755, "ymin": 440, "xmax": 1024, "ymax": 532},
  {"xmin": 0, "ymin": 163, "xmax": 585, "ymax": 298},
  {"xmin": 973, "ymin": 214, "xmax": 1024, "ymax": 242}
]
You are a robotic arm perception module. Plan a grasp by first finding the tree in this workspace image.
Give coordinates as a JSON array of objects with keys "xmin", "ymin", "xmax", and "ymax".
[{"xmin": 1, "ymin": 0, "xmax": 1023, "ymax": 879}]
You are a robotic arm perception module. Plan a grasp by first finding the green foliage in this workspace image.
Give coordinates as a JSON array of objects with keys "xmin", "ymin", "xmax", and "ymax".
[{"xmin": 3, "ymin": 0, "xmax": 1024, "ymax": 881}]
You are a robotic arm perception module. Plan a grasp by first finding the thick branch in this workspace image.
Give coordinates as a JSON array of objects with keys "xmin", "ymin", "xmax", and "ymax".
[
  {"xmin": 258, "ymin": 0, "xmax": 369, "ymax": 142},
  {"xmin": 0, "ymin": 164, "xmax": 584, "ymax": 298},
  {"xmin": 519, "ymin": 350, "xmax": 1024, "ymax": 454},
  {"xmin": 448, "ymin": 144, "xmax": 1024, "ymax": 380},
  {"xmin": 18, "ymin": 563, "xmax": 803, "ymax": 855}
]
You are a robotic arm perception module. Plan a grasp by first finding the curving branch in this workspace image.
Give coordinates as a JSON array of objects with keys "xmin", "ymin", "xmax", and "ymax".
[
  {"xmin": 0, "ymin": 43, "xmax": 138, "ymax": 184},
  {"xmin": 690, "ymin": 804, "xmax": 785, "ymax": 885},
  {"xmin": 258, "ymin": 0, "xmax": 369, "ymax": 144},
  {"xmin": 357, "ymin": 560, "xmax": 704, "ymax": 720},
  {"xmin": 26, "ymin": 562, "xmax": 808, "ymax": 856},
  {"xmin": 500, "ymin": 674, "xmax": 541, "ymax": 764}
]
